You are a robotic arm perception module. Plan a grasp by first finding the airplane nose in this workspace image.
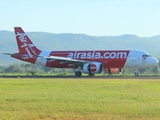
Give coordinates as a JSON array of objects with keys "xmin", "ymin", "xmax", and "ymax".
[{"xmin": 153, "ymin": 57, "xmax": 159, "ymax": 66}]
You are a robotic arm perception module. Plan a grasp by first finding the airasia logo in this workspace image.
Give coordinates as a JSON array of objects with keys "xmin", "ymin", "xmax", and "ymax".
[
  {"xmin": 16, "ymin": 32, "xmax": 34, "ymax": 58},
  {"xmin": 88, "ymin": 64, "xmax": 97, "ymax": 72},
  {"xmin": 67, "ymin": 51, "xmax": 127, "ymax": 59}
]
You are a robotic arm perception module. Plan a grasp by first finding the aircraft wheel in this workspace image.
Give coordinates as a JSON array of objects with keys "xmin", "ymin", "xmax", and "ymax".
[
  {"xmin": 134, "ymin": 68, "xmax": 139, "ymax": 77},
  {"xmin": 134, "ymin": 73, "xmax": 139, "ymax": 77},
  {"xmin": 75, "ymin": 71, "xmax": 82, "ymax": 76},
  {"xmin": 89, "ymin": 73, "xmax": 95, "ymax": 76}
]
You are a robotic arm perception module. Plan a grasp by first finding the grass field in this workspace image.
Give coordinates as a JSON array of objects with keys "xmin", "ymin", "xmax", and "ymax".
[{"xmin": 0, "ymin": 78, "xmax": 160, "ymax": 120}]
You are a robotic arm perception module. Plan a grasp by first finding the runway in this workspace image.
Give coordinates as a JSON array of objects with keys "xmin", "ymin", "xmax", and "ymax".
[{"xmin": 1, "ymin": 75, "xmax": 160, "ymax": 79}]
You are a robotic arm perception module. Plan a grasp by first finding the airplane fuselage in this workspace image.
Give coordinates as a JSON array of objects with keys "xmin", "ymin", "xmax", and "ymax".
[
  {"xmin": 6, "ymin": 27, "xmax": 159, "ymax": 76},
  {"xmin": 12, "ymin": 49, "xmax": 158, "ymax": 69}
]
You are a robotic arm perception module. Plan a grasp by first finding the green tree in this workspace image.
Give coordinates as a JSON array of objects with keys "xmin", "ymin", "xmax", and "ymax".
[
  {"xmin": 138, "ymin": 68, "xmax": 146, "ymax": 74},
  {"xmin": 4, "ymin": 63, "xmax": 22, "ymax": 73},
  {"xmin": 152, "ymin": 66, "xmax": 158, "ymax": 75},
  {"xmin": 29, "ymin": 70, "xmax": 37, "ymax": 76}
]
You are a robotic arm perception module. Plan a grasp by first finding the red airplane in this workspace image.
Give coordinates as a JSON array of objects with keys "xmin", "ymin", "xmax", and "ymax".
[{"xmin": 4, "ymin": 27, "xmax": 159, "ymax": 76}]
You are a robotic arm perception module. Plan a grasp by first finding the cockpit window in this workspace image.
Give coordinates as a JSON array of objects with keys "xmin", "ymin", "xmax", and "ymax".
[{"xmin": 142, "ymin": 54, "xmax": 152, "ymax": 57}]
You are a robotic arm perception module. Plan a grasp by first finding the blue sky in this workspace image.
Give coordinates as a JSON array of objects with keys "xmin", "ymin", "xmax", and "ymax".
[{"xmin": 1, "ymin": 0, "xmax": 160, "ymax": 37}]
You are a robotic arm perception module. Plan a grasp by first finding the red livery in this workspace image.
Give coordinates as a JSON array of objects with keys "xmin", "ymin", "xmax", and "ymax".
[{"xmin": 4, "ymin": 27, "xmax": 159, "ymax": 76}]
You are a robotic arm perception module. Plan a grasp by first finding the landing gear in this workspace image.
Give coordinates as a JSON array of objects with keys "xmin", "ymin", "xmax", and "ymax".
[
  {"xmin": 134, "ymin": 72, "xmax": 139, "ymax": 76},
  {"xmin": 75, "ymin": 66, "xmax": 82, "ymax": 77},
  {"xmin": 75, "ymin": 71, "xmax": 82, "ymax": 76},
  {"xmin": 134, "ymin": 68, "xmax": 139, "ymax": 77},
  {"xmin": 89, "ymin": 73, "xmax": 95, "ymax": 76}
]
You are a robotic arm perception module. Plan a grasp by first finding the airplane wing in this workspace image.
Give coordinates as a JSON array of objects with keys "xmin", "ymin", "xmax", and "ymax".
[
  {"xmin": 27, "ymin": 45, "xmax": 88, "ymax": 66},
  {"xmin": 43, "ymin": 56, "xmax": 86, "ymax": 64},
  {"xmin": 43, "ymin": 56, "xmax": 87, "ymax": 65}
]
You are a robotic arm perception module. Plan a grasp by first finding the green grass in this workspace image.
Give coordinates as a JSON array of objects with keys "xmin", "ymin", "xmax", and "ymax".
[{"xmin": 0, "ymin": 78, "xmax": 160, "ymax": 120}]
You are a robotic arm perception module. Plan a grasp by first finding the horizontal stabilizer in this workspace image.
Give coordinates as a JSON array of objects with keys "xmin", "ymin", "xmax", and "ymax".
[
  {"xmin": 3, "ymin": 53, "xmax": 28, "ymax": 57},
  {"xmin": 3, "ymin": 53, "xmax": 14, "ymax": 55}
]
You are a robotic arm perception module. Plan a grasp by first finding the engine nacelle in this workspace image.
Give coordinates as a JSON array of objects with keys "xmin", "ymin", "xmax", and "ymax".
[
  {"xmin": 83, "ymin": 62, "xmax": 103, "ymax": 74},
  {"xmin": 104, "ymin": 68, "xmax": 123, "ymax": 74}
]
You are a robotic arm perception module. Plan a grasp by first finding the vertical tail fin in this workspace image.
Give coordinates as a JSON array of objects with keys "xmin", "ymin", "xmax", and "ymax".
[{"xmin": 14, "ymin": 27, "xmax": 41, "ymax": 56}]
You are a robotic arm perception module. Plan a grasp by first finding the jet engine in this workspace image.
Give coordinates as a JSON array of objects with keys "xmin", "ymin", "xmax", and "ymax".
[
  {"xmin": 104, "ymin": 68, "xmax": 123, "ymax": 74},
  {"xmin": 83, "ymin": 62, "xmax": 103, "ymax": 74}
]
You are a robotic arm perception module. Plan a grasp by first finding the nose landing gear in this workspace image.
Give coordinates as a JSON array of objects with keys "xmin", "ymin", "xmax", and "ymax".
[{"xmin": 134, "ymin": 68, "xmax": 139, "ymax": 76}]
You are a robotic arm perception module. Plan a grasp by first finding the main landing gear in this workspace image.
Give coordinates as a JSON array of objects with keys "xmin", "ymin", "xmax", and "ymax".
[
  {"xmin": 89, "ymin": 73, "xmax": 95, "ymax": 76},
  {"xmin": 75, "ymin": 66, "xmax": 82, "ymax": 77},
  {"xmin": 134, "ymin": 68, "xmax": 139, "ymax": 77},
  {"xmin": 75, "ymin": 71, "xmax": 95, "ymax": 76},
  {"xmin": 75, "ymin": 71, "xmax": 82, "ymax": 77}
]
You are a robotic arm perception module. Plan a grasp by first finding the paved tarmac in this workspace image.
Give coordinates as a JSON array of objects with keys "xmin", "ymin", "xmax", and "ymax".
[{"xmin": 0, "ymin": 75, "xmax": 160, "ymax": 79}]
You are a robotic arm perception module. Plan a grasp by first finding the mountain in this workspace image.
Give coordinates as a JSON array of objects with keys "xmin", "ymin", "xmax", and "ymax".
[{"xmin": 0, "ymin": 31, "xmax": 160, "ymax": 66}]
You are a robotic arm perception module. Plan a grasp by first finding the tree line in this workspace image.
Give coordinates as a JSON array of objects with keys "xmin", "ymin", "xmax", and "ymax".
[{"xmin": 0, "ymin": 63, "xmax": 76, "ymax": 75}]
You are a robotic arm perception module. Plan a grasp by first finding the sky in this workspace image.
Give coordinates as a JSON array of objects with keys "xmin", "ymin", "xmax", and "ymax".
[{"xmin": 1, "ymin": 0, "xmax": 160, "ymax": 37}]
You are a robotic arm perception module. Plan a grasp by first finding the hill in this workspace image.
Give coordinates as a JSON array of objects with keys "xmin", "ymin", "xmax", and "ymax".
[{"xmin": 0, "ymin": 31, "xmax": 160, "ymax": 65}]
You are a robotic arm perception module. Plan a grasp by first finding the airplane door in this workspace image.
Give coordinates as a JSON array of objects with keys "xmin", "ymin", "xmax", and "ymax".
[
  {"xmin": 131, "ymin": 51, "xmax": 137, "ymax": 62},
  {"xmin": 124, "ymin": 50, "xmax": 137, "ymax": 68}
]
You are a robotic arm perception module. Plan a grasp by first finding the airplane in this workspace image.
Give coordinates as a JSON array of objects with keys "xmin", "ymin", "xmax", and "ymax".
[{"xmin": 4, "ymin": 27, "xmax": 159, "ymax": 77}]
